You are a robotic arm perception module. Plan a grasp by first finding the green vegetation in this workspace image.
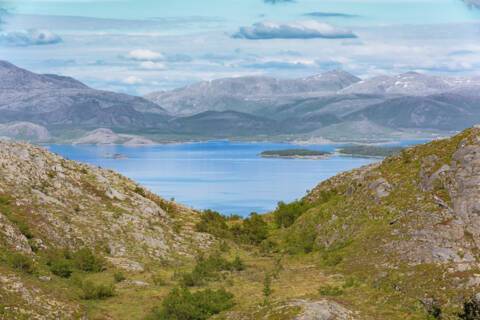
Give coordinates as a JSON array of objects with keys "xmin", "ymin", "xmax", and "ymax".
[
  {"xmin": 179, "ymin": 253, "xmax": 245, "ymax": 287},
  {"xmin": 0, "ymin": 194, "xmax": 34, "ymax": 240},
  {"xmin": 260, "ymin": 149, "xmax": 330, "ymax": 158},
  {"xmin": 338, "ymin": 145, "xmax": 404, "ymax": 157},
  {"xmin": 232, "ymin": 213, "xmax": 268, "ymax": 245},
  {"xmin": 273, "ymin": 200, "xmax": 313, "ymax": 228},
  {"xmin": 46, "ymin": 248, "xmax": 105, "ymax": 277},
  {"xmin": 148, "ymin": 287, "xmax": 234, "ymax": 320},
  {"xmin": 72, "ymin": 248, "xmax": 105, "ymax": 272},
  {"xmin": 78, "ymin": 280, "xmax": 115, "ymax": 300},
  {"xmin": 7, "ymin": 253, "xmax": 35, "ymax": 274},
  {"xmin": 318, "ymin": 284, "xmax": 344, "ymax": 297},
  {"xmin": 195, "ymin": 210, "xmax": 230, "ymax": 238},
  {"xmin": 114, "ymin": 272, "xmax": 126, "ymax": 283},
  {"xmin": 49, "ymin": 257, "xmax": 73, "ymax": 278},
  {"xmin": 263, "ymin": 273, "xmax": 272, "ymax": 305},
  {"xmin": 195, "ymin": 210, "xmax": 268, "ymax": 245}
]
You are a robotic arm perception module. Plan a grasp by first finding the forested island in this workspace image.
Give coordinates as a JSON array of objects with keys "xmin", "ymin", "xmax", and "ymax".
[
  {"xmin": 260, "ymin": 149, "xmax": 331, "ymax": 159},
  {"xmin": 338, "ymin": 145, "xmax": 404, "ymax": 157}
]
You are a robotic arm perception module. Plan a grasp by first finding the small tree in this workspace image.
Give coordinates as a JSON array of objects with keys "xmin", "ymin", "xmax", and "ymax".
[
  {"xmin": 231, "ymin": 256, "xmax": 245, "ymax": 271},
  {"xmin": 263, "ymin": 273, "xmax": 272, "ymax": 305}
]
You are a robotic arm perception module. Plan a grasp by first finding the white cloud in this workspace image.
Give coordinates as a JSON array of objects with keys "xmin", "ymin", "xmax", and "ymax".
[
  {"xmin": 123, "ymin": 75, "xmax": 143, "ymax": 85},
  {"xmin": 139, "ymin": 61, "xmax": 167, "ymax": 70},
  {"xmin": 233, "ymin": 21, "xmax": 357, "ymax": 40},
  {"xmin": 126, "ymin": 49, "xmax": 164, "ymax": 61},
  {"xmin": 0, "ymin": 29, "xmax": 62, "ymax": 46}
]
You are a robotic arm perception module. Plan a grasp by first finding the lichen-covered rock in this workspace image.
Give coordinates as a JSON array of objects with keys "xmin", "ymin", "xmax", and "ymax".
[{"xmin": 292, "ymin": 299, "xmax": 355, "ymax": 320}]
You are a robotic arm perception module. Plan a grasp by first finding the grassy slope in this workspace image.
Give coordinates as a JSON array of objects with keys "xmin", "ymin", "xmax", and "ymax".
[{"xmin": 265, "ymin": 128, "xmax": 480, "ymax": 319}]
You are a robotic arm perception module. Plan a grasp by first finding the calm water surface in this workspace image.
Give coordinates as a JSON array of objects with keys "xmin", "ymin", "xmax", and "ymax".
[{"xmin": 47, "ymin": 141, "xmax": 422, "ymax": 216}]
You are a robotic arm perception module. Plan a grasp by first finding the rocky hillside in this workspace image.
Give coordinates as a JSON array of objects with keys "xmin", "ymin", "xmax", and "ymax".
[
  {"xmin": 266, "ymin": 126, "xmax": 480, "ymax": 318},
  {"xmin": 0, "ymin": 140, "xmax": 211, "ymax": 318}
]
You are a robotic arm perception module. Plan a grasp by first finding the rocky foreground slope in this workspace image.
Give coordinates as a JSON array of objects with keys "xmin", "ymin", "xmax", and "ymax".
[
  {"xmin": 268, "ymin": 126, "xmax": 480, "ymax": 318},
  {"xmin": 0, "ymin": 140, "xmax": 211, "ymax": 318}
]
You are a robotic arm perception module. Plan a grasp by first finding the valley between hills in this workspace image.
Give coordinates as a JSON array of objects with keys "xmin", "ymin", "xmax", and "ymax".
[{"xmin": 2, "ymin": 126, "xmax": 480, "ymax": 319}]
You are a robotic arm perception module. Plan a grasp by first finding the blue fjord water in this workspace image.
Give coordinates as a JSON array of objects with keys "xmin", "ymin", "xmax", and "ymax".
[{"xmin": 47, "ymin": 141, "xmax": 422, "ymax": 216}]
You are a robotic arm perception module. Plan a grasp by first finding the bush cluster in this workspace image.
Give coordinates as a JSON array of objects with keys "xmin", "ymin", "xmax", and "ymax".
[
  {"xmin": 149, "ymin": 287, "xmax": 234, "ymax": 320},
  {"xmin": 47, "ymin": 248, "xmax": 105, "ymax": 278},
  {"xmin": 7, "ymin": 253, "xmax": 35, "ymax": 274},
  {"xmin": 195, "ymin": 211, "xmax": 268, "ymax": 245},
  {"xmin": 114, "ymin": 272, "xmax": 126, "ymax": 283},
  {"xmin": 180, "ymin": 253, "xmax": 245, "ymax": 287},
  {"xmin": 318, "ymin": 284, "xmax": 344, "ymax": 296},
  {"xmin": 273, "ymin": 200, "xmax": 312, "ymax": 228},
  {"xmin": 195, "ymin": 210, "xmax": 231, "ymax": 238},
  {"xmin": 79, "ymin": 280, "xmax": 115, "ymax": 300}
]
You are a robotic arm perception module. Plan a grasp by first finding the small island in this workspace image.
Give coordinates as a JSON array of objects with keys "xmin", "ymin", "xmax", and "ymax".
[
  {"xmin": 338, "ymin": 145, "xmax": 404, "ymax": 158},
  {"xmin": 260, "ymin": 149, "xmax": 331, "ymax": 159}
]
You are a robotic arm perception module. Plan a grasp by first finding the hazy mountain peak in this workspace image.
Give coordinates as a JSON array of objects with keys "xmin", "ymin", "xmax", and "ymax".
[
  {"xmin": 340, "ymin": 71, "xmax": 480, "ymax": 96},
  {"xmin": 145, "ymin": 70, "xmax": 360, "ymax": 116},
  {"xmin": 0, "ymin": 59, "xmax": 88, "ymax": 90}
]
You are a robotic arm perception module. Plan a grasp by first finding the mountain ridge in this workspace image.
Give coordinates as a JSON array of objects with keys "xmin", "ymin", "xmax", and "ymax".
[{"xmin": 2, "ymin": 60, "xmax": 480, "ymax": 143}]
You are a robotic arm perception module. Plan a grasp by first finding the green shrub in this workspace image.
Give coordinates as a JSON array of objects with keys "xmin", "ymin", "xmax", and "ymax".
[
  {"xmin": 134, "ymin": 186, "xmax": 147, "ymax": 197},
  {"xmin": 231, "ymin": 256, "xmax": 245, "ymax": 271},
  {"xmin": 321, "ymin": 251, "xmax": 343, "ymax": 267},
  {"xmin": 342, "ymin": 276, "xmax": 360, "ymax": 289},
  {"xmin": 180, "ymin": 253, "xmax": 244, "ymax": 287},
  {"xmin": 273, "ymin": 200, "xmax": 312, "ymax": 228},
  {"xmin": 180, "ymin": 272, "xmax": 197, "ymax": 287},
  {"xmin": 12, "ymin": 219, "xmax": 33, "ymax": 239},
  {"xmin": 8, "ymin": 253, "xmax": 35, "ymax": 274},
  {"xmin": 73, "ymin": 248, "xmax": 105, "ymax": 272},
  {"xmin": 0, "ymin": 195, "xmax": 34, "ymax": 239},
  {"xmin": 149, "ymin": 287, "xmax": 234, "ymax": 320},
  {"xmin": 259, "ymin": 239, "xmax": 278, "ymax": 254},
  {"xmin": 50, "ymin": 258, "xmax": 73, "ymax": 278},
  {"xmin": 195, "ymin": 210, "xmax": 231, "ymax": 238},
  {"xmin": 79, "ymin": 280, "xmax": 115, "ymax": 300},
  {"xmin": 235, "ymin": 213, "xmax": 268, "ymax": 245},
  {"xmin": 152, "ymin": 274, "xmax": 166, "ymax": 286},
  {"xmin": 114, "ymin": 272, "xmax": 126, "ymax": 283},
  {"xmin": 218, "ymin": 240, "xmax": 230, "ymax": 252},
  {"xmin": 318, "ymin": 284, "xmax": 343, "ymax": 296},
  {"xmin": 263, "ymin": 273, "xmax": 272, "ymax": 305},
  {"xmin": 284, "ymin": 222, "xmax": 318, "ymax": 254}
]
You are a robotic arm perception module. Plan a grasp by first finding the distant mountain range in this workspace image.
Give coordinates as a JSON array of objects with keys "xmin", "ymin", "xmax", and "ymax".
[
  {"xmin": 0, "ymin": 61, "xmax": 169, "ymax": 132},
  {"xmin": 1, "ymin": 60, "xmax": 480, "ymax": 143}
]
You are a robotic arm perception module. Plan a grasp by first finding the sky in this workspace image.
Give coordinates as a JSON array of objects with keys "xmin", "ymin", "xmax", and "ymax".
[{"xmin": 1, "ymin": 0, "xmax": 480, "ymax": 95}]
